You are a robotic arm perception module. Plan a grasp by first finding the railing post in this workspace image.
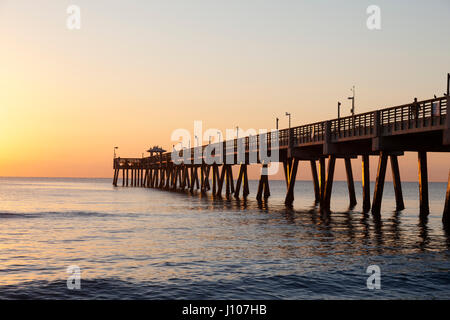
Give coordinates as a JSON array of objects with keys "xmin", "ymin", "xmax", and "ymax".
[
  {"xmin": 287, "ymin": 127, "xmax": 293, "ymax": 158},
  {"xmin": 374, "ymin": 110, "xmax": 381, "ymax": 136},
  {"xmin": 323, "ymin": 121, "xmax": 332, "ymax": 154},
  {"xmin": 372, "ymin": 110, "xmax": 382, "ymax": 151}
]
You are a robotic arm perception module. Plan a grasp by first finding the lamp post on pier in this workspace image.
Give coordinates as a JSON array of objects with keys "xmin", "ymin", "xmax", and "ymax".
[
  {"xmin": 285, "ymin": 112, "xmax": 291, "ymax": 129},
  {"xmin": 337, "ymin": 102, "xmax": 341, "ymax": 134},
  {"xmin": 348, "ymin": 86, "xmax": 356, "ymax": 131},
  {"xmin": 348, "ymin": 86, "xmax": 355, "ymax": 116},
  {"xmin": 447, "ymin": 73, "xmax": 449, "ymax": 96},
  {"xmin": 285, "ymin": 112, "xmax": 291, "ymax": 152}
]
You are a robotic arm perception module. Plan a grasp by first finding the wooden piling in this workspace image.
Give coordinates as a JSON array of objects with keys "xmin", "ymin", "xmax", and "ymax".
[
  {"xmin": 185, "ymin": 166, "xmax": 191, "ymax": 189},
  {"xmin": 217, "ymin": 165, "xmax": 226, "ymax": 196},
  {"xmin": 256, "ymin": 164, "xmax": 270, "ymax": 200},
  {"xmin": 361, "ymin": 155, "xmax": 370, "ymax": 212},
  {"xmin": 372, "ymin": 152, "xmax": 388, "ymax": 216},
  {"xmin": 112, "ymin": 169, "xmax": 118, "ymax": 186},
  {"xmin": 284, "ymin": 158, "xmax": 299, "ymax": 206},
  {"xmin": 171, "ymin": 166, "xmax": 178, "ymax": 189},
  {"xmin": 122, "ymin": 169, "xmax": 125, "ymax": 187},
  {"xmin": 190, "ymin": 166, "xmax": 195, "ymax": 190},
  {"xmin": 165, "ymin": 166, "xmax": 172, "ymax": 189},
  {"xmin": 263, "ymin": 170, "xmax": 270, "ymax": 200},
  {"xmin": 390, "ymin": 155, "xmax": 405, "ymax": 211},
  {"xmin": 159, "ymin": 168, "xmax": 165, "ymax": 188},
  {"xmin": 310, "ymin": 160, "xmax": 321, "ymax": 203},
  {"xmin": 225, "ymin": 165, "xmax": 234, "ymax": 195},
  {"xmin": 225, "ymin": 165, "xmax": 231, "ymax": 197},
  {"xmin": 177, "ymin": 166, "xmax": 182, "ymax": 189},
  {"xmin": 243, "ymin": 164, "xmax": 249, "ymax": 198},
  {"xmin": 152, "ymin": 168, "xmax": 157, "ymax": 188},
  {"xmin": 283, "ymin": 160, "xmax": 289, "ymax": 188},
  {"xmin": 418, "ymin": 151, "xmax": 429, "ymax": 217},
  {"xmin": 256, "ymin": 172, "xmax": 264, "ymax": 202},
  {"xmin": 319, "ymin": 157, "xmax": 326, "ymax": 204},
  {"xmin": 234, "ymin": 164, "xmax": 245, "ymax": 199},
  {"xmin": 194, "ymin": 166, "xmax": 200, "ymax": 190},
  {"xmin": 126, "ymin": 169, "xmax": 129, "ymax": 187},
  {"xmin": 212, "ymin": 164, "xmax": 218, "ymax": 195},
  {"xmin": 149, "ymin": 168, "xmax": 153, "ymax": 187},
  {"xmin": 189, "ymin": 167, "xmax": 195, "ymax": 192},
  {"xmin": 179, "ymin": 166, "xmax": 185, "ymax": 189},
  {"xmin": 205, "ymin": 165, "xmax": 211, "ymax": 191},
  {"xmin": 200, "ymin": 165, "xmax": 205, "ymax": 192},
  {"xmin": 344, "ymin": 158, "xmax": 357, "ymax": 207},
  {"xmin": 322, "ymin": 155, "xmax": 336, "ymax": 211}
]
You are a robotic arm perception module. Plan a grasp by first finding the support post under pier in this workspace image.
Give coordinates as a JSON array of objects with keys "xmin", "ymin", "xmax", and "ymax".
[
  {"xmin": 390, "ymin": 155, "xmax": 405, "ymax": 211},
  {"xmin": 234, "ymin": 164, "xmax": 245, "ymax": 199},
  {"xmin": 319, "ymin": 157, "xmax": 326, "ymax": 205},
  {"xmin": 361, "ymin": 155, "xmax": 370, "ymax": 213},
  {"xmin": 256, "ymin": 164, "xmax": 270, "ymax": 201},
  {"xmin": 321, "ymin": 155, "xmax": 336, "ymax": 212},
  {"xmin": 344, "ymin": 158, "xmax": 357, "ymax": 208},
  {"xmin": 372, "ymin": 152, "xmax": 388, "ymax": 216},
  {"xmin": 284, "ymin": 158, "xmax": 299, "ymax": 206},
  {"xmin": 310, "ymin": 160, "xmax": 320, "ymax": 203},
  {"xmin": 418, "ymin": 151, "xmax": 429, "ymax": 217}
]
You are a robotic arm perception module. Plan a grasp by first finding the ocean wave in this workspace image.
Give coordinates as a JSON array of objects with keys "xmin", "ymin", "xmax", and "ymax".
[
  {"xmin": 1, "ymin": 270, "xmax": 449, "ymax": 300},
  {"xmin": 0, "ymin": 211, "xmax": 112, "ymax": 219}
]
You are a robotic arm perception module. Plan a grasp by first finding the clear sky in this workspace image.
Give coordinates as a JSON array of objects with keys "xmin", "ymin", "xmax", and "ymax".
[{"xmin": 0, "ymin": 0, "xmax": 449, "ymax": 181}]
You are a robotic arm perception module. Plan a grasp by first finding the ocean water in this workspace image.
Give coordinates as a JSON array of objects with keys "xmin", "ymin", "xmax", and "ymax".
[{"xmin": 0, "ymin": 176, "xmax": 449, "ymax": 299}]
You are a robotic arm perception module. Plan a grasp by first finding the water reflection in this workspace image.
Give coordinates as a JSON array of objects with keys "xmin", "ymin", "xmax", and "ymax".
[
  {"xmin": 176, "ymin": 187, "xmax": 450, "ymax": 255},
  {"xmin": 1, "ymin": 178, "xmax": 449, "ymax": 299}
]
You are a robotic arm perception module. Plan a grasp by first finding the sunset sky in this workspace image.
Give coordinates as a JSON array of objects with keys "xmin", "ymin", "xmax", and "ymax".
[{"xmin": 0, "ymin": 0, "xmax": 449, "ymax": 181}]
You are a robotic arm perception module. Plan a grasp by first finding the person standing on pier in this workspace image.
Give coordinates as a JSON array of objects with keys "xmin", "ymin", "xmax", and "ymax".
[{"xmin": 410, "ymin": 97, "xmax": 421, "ymax": 119}]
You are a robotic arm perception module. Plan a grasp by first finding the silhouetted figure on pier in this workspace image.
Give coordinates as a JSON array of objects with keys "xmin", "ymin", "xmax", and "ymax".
[{"xmin": 410, "ymin": 97, "xmax": 420, "ymax": 119}]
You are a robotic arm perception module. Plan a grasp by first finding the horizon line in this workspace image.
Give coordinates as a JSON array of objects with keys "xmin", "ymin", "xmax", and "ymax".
[{"xmin": 0, "ymin": 175, "xmax": 445, "ymax": 183}]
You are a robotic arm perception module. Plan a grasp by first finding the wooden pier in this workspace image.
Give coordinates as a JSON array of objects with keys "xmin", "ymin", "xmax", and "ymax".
[{"xmin": 113, "ymin": 94, "xmax": 450, "ymax": 224}]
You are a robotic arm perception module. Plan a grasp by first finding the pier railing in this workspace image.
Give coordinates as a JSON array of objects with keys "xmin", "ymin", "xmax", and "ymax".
[{"xmin": 115, "ymin": 96, "xmax": 448, "ymax": 168}]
